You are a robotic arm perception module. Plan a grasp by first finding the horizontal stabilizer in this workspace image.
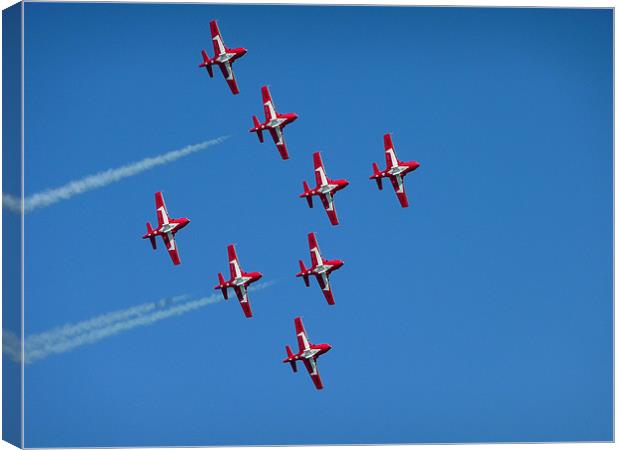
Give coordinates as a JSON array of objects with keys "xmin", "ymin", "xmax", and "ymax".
[
  {"xmin": 217, "ymin": 273, "xmax": 228, "ymax": 300},
  {"xmin": 145, "ymin": 222, "xmax": 157, "ymax": 249},
  {"xmin": 252, "ymin": 116, "xmax": 264, "ymax": 142},
  {"xmin": 199, "ymin": 50, "xmax": 214, "ymax": 77},
  {"xmin": 302, "ymin": 181, "xmax": 313, "ymax": 207},
  {"xmin": 297, "ymin": 260, "xmax": 310, "ymax": 287},
  {"xmin": 372, "ymin": 163, "xmax": 383, "ymax": 189},
  {"xmin": 285, "ymin": 345, "xmax": 298, "ymax": 372}
]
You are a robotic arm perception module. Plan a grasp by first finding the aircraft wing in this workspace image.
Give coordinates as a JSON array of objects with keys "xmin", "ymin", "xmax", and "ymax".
[
  {"xmin": 390, "ymin": 175, "xmax": 409, "ymax": 208},
  {"xmin": 303, "ymin": 358, "xmax": 324, "ymax": 390},
  {"xmin": 294, "ymin": 317, "xmax": 311, "ymax": 352},
  {"xmin": 233, "ymin": 285, "xmax": 253, "ymax": 318},
  {"xmin": 155, "ymin": 191, "xmax": 170, "ymax": 226},
  {"xmin": 384, "ymin": 133, "xmax": 399, "ymax": 169},
  {"xmin": 210, "ymin": 20, "xmax": 226, "ymax": 57},
  {"xmin": 228, "ymin": 244, "xmax": 242, "ymax": 279},
  {"xmin": 308, "ymin": 232, "xmax": 323, "ymax": 267},
  {"xmin": 316, "ymin": 272, "xmax": 335, "ymax": 305},
  {"xmin": 218, "ymin": 62, "xmax": 240, "ymax": 95},
  {"xmin": 161, "ymin": 232, "xmax": 181, "ymax": 265},
  {"xmin": 313, "ymin": 152, "xmax": 329, "ymax": 187},
  {"xmin": 269, "ymin": 127, "xmax": 289, "ymax": 160},
  {"xmin": 319, "ymin": 193, "xmax": 339, "ymax": 226},
  {"xmin": 262, "ymin": 86, "xmax": 277, "ymax": 122}
]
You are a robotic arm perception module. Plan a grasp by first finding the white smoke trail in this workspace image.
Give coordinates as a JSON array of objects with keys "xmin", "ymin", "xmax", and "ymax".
[
  {"xmin": 3, "ymin": 282, "xmax": 274, "ymax": 364},
  {"xmin": 3, "ymin": 136, "xmax": 229, "ymax": 214}
]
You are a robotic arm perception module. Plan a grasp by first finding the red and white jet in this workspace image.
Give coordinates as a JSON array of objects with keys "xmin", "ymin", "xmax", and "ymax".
[
  {"xmin": 370, "ymin": 133, "xmax": 421, "ymax": 208},
  {"xmin": 199, "ymin": 20, "xmax": 247, "ymax": 95},
  {"xmin": 283, "ymin": 317, "xmax": 332, "ymax": 390},
  {"xmin": 296, "ymin": 232, "xmax": 344, "ymax": 305},
  {"xmin": 250, "ymin": 86, "xmax": 298, "ymax": 160},
  {"xmin": 142, "ymin": 192, "xmax": 190, "ymax": 266},
  {"xmin": 300, "ymin": 152, "xmax": 349, "ymax": 226},
  {"xmin": 214, "ymin": 244, "xmax": 263, "ymax": 318}
]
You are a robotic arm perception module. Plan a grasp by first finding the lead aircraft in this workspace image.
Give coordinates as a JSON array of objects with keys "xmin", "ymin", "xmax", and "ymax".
[
  {"xmin": 214, "ymin": 244, "xmax": 263, "ymax": 318},
  {"xmin": 283, "ymin": 317, "xmax": 332, "ymax": 390},
  {"xmin": 300, "ymin": 152, "xmax": 349, "ymax": 225},
  {"xmin": 250, "ymin": 86, "xmax": 298, "ymax": 160},
  {"xmin": 199, "ymin": 20, "xmax": 247, "ymax": 95},
  {"xmin": 370, "ymin": 133, "xmax": 421, "ymax": 207},
  {"xmin": 142, "ymin": 192, "xmax": 190, "ymax": 266},
  {"xmin": 296, "ymin": 232, "xmax": 344, "ymax": 305}
]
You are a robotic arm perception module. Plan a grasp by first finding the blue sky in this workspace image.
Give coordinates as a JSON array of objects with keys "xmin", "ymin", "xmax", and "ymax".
[{"xmin": 18, "ymin": 3, "xmax": 612, "ymax": 446}]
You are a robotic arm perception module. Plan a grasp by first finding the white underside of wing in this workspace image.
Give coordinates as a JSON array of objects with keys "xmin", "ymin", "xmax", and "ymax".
[
  {"xmin": 157, "ymin": 206, "xmax": 170, "ymax": 225},
  {"xmin": 230, "ymin": 259, "xmax": 242, "ymax": 278},
  {"xmin": 166, "ymin": 232, "xmax": 176, "ymax": 250},
  {"xmin": 320, "ymin": 273, "xmax": 330, "ymax": 291},
  {"xmin": 213, "ymin": 35, "xmax": 226, "ymax": 56},
  {"xmin": 324, "ymin": 192, "xmax": 334, "ymax": 211},
  {"xmin": 386, "ymin": 148, "xmax": 399, "ymax": 169},
  {"xmin": 311, "ymin": 247, "xmax": 323, "ymax": 266},
  {"xmin": 223, "ymin": 61, "xmax": 233, "ymax": 80},
  {"xmin": 298, "ymin": 331, "xmax": 311, "ymax": 351},
  {"xmin": 315, "ymin": 166, "xmax": 329, "ymax": 186},
  {"xmin": 395, "ymin": 175, "xmax": 404, "ymax": 193}
]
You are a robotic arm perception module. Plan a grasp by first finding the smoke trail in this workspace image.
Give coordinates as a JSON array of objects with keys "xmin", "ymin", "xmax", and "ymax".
[
  {"xmin": 3, "ymin": 136, "xmax": 229, "ymax": 214},
  {"xmin": 3, "ymin": 282, "xmax": 274, "ymax": 364}
]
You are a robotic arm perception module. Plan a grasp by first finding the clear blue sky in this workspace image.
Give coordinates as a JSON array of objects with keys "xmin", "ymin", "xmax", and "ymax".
[{"xmin": 20, "ymin": 3, "xmax": 612, "ymax": 446}]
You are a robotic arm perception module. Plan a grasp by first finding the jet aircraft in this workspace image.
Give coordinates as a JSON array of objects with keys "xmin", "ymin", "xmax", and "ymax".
[
  {"xmin": 370, "ymin": 133, "xmax": 421, "ymax": 207},
  {"xmin": 300, "ymin": 151, "xmax": 349, "ymax": 225},
  {"xmin": 214, "ymin": 244, "xmax": 263, "ymax": 318},
  {"xmin": 142, "ymin": 192, "xmax": 190, "ymax": 266},
  {"xmin": 283, "ymin": 317, "xmax": 332, "ymax": 390},
  {"xmin": 296, "ymin": 232, "xmax": 344, "ymax": 305},
  {"xmin": 250, "ymin": 86, "xmax": 298, "ymax": 160},
  {"xmin": 199, "ymin": 20, "xmax": 247, "ymax": 95}
]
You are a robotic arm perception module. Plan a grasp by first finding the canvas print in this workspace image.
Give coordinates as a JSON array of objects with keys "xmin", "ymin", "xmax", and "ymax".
[{"xmin": 2, "ymin": 2, "xmax": 613, "ymax": 447}]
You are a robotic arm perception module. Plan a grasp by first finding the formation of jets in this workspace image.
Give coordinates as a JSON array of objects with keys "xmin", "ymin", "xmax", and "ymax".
[{"xmin": 142, "ymin": 19, "xmax": 422, "ymax": 390}]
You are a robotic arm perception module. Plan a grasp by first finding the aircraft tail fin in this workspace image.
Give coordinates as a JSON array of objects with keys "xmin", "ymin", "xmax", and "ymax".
[
  {"xmin": 372, "ymin": 163, "xmax": 383, "ymax": 190},
  {"xmin": 301, "ymin": 181, "xmax": 313, "ymax": 208},
  {"xmin": 145, "ymin": 222, "xmax": 157, "ymax": 249},
  {"xmin": 297, "ymin": 260, "xmax": 310, "ymax": 287},
  {"xmin": 217, "ymin": 273, "xmax": 228, "ymax": 300},
  {"xmin": 251, "ymin": 116, "xmax": 264, "ymax": 142},
  {"xmin": 199, "ymin": 50, "xmax": 214, "ymax": 77},
  {"xmin": 285, "ymin": 345, "xmax": 298, "ymax": 372}
]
